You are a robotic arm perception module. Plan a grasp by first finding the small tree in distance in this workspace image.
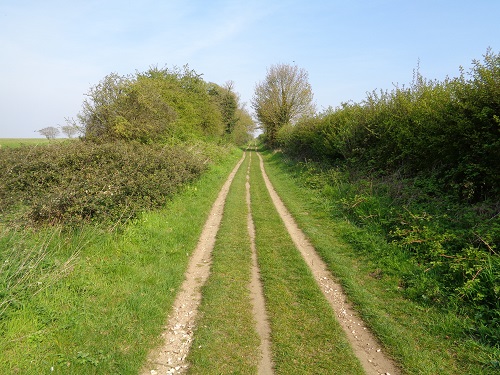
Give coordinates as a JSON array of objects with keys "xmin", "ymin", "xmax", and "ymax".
[
  {"xmin": 252, "ymin": 63, "xmax": 315, "ymax": 147},
  {"xmin": 60, "ymin": 123, "xmax": 79, "ymax": 138},
  {"xmin": 37, "ymin": 126, "xmax": 60, "ymax": 140}
]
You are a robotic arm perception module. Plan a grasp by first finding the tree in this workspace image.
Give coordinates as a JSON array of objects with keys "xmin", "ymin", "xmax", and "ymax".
[
  {"xmin": 208, "ymin": 81, "xmax": 239, "ymax": 135},
  {"xmin": 251, "ymin": 63, "xmax": 315, "ymax": 146},
  {"xmin": 38, "ymin": 126, "xmax": 60, "ymax": 140},
  {"xmin": 60, "ymin": 122, "xmax": 79, "ymax": 138}
]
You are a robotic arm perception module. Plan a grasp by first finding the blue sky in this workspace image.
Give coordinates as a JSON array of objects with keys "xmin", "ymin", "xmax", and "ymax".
[{"xmin": 1, "ymin": 0, "xmax": 499, "ymax": 138}]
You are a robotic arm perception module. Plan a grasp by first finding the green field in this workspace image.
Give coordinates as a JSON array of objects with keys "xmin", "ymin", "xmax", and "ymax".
[{"xmin": 0, "ymin": 138, "xmax": 68, "ymax": 148}]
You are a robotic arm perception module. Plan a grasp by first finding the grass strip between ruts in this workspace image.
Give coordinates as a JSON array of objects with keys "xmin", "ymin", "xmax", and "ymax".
[
  {"xmin": 187, "ymin": 152, "xmax": 260, "ymax": 373},
  {"xmin": 260, "ymin": 150, "xmax": 498, "ymax": 375},
  {"xmin": 249, "ymin": 151, "xmax": 364, "ymax": 374}
]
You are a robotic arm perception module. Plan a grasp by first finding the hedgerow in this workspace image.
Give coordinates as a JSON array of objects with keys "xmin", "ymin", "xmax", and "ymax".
[
  {"xmin": 278, "ymin": 50, "xmax": 500, "ymax": 202},
  {"xmin": 274, "ymin": 50, "xmax": 499, "ymax": 345},
  {"xmin": 0, "ymin": 140, "xmax": 223, "ymax": 227}
]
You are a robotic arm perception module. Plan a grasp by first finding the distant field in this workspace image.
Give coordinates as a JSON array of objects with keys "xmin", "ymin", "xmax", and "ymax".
[{"xmin": 0, "ymin": 138, "xmax": 69, "ymax": 148}]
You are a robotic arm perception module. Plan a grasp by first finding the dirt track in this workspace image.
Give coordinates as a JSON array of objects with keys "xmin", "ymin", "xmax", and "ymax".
[
  {"xmin": 140, "ymin": 153, "xmax": 245, "ymax": 375},
  {"xmin": 142, "ymin": 151, "xmax": 399, "ymax": 374},
  {"xmin": 257, "ymin": 153, "xmax": 399, "ymax": 375}
]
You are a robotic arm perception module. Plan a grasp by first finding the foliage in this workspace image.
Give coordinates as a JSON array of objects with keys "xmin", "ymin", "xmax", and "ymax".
[
  {"xmin": 207, "ymin": 80, "xmax": 256, "ymax": 145},
  {"xmin": 37, "ymin": 126, "xmax": 60, "ymax": 140},
  {"xmin": 252, "ymin": 63, "xmax": 315, "ymax": 147},
  {"xmin": 0, "ymin": 140, "xmax": 231, "ymax": 227},
  {"xmin": 77, "ymin": 65, "xmax": 254, "ymax": 144},
  {"xmin": 232, "ymin": 106, "xmax": 256, "ymax": 145},
  {"xmin": 274, "ymin": 50, "xmax": 500, "ymax": 342},
  {"xmin": 277, "ymin": 49, "xmax": 500, "ymax": 202},
  {"xmin": 208, "ymin": 81, "xmax": 239, "ymax": 135}
]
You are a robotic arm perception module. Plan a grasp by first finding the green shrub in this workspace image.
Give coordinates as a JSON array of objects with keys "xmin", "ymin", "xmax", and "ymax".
[
  {"xmin": 78, "ymin": 66, "xmax": 228, "ymax": 144},
  {"xmin": 278, "ymin": 49, "xmax": 500, "ymax": 202},
  {"xmin": 273, "ymin": 154, "xmax": 499, "ymax": 346},
  {"xmin": 0, "ymin": 141, "xmax": 219, "ymax": 227}
]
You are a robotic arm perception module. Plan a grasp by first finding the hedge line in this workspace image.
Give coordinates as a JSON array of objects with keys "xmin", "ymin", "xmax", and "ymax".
[
  {"xmin": 0, "ymin": 141, "xmax": 226, "ymax": 227},
  {"xmin": 277, "ymin": 49, "xmax": 500, "ymax": 202},
  {"xmin": 274, "ymin": 50, "xmax": 499, "ymax": 341}
]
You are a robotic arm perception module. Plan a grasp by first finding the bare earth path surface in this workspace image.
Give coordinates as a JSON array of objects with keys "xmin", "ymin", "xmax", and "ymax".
[
  {"xmin": 257, "ymin": 153, "xmax": 399, "ymax": 375},
  {"xmin": 142, "ymin": 151, "xmax": 400, "ymax": 374},
  {"xmin": 141, "ymin": 154, "xmax": 245, "ymax": 375}
]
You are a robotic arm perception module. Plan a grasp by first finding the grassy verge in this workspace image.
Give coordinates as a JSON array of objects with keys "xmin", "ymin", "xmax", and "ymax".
[
  {"xmin": 260, "ymin": 149, "xmax": 499, "ymax": 374},
  {"xmin": 250, "ymin": 151, "xmax": 364, "ymax": 374},
  {"xmin": 187, "ymin": 152, "xmax": 260, "ymax": 373},
  {"xmin": 0, "ymin": 147, "xmax": 243, "ymax": 374}
]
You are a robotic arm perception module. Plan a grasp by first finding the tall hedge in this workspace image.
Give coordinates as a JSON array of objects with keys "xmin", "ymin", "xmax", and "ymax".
[{"xmin": 278, "ymin": 49, "xmax": 500, "ymax": 202}]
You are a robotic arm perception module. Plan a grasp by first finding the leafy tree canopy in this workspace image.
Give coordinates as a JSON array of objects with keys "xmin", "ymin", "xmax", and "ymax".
[
  {"xmin": 76, "ymin": 65, "xmax": 254, "ymax": 144},
  {"xmin": 252, "ymin": 63, "xmax": 315, "ymax": 146}
]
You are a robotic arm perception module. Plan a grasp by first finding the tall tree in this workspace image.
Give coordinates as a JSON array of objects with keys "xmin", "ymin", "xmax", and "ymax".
[{"xmin": 252, "ymin": 63, "xmax": 315, "ymax": 146}]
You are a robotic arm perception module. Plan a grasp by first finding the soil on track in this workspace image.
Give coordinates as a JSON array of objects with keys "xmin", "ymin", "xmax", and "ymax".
[
  {"xmin": 257, "ymin": 153, "xmax": 399, "ymax": 375},
  {"xmin": 140, "ymin": 154, "xmax": 245, "ymax": 375},
  {"xmin": 142, "ymin": 151, "xmax": 400, "ymax": 374}
]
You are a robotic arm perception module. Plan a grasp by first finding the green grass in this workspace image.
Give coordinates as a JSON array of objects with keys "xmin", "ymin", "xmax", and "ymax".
[
  {"xmin": 4, "ymin": 142, "xmax": 496, "ymax": 373},
  {"xmin": 0, "ymin": 147, "xmax": 243, "ymax": 374},
  {"xmin": 249, "ymin": 151, "xmax": 364, "ymax": 374},
  {"xmin": 187, "ymin": 152, "xmax": 261, "ymax": 373},
  {"xmin": 0, "ymin": 138, "xmax": 69, "ymax": 148},
  {"xmin": 260, "ymin": 149, "xmax": 500, "ymax": 374}
]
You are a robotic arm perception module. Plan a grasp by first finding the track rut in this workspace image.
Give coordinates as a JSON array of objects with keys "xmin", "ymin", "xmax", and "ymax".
[{"xmin": 142, "ymin": 151, "xmax": 400, "ymax": 374}]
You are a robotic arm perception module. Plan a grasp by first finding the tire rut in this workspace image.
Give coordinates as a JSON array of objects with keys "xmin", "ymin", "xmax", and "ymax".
[
  {"xmin": 257, "ymin": 152, "xmax": 400, "ymax": 375},
  {"xmin": 141, "ymin": 153, "xmax": 245, "ymax": 375}
]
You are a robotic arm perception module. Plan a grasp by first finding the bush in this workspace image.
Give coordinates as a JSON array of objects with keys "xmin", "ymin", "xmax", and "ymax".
[
  {"xmin": 77, "ymin": 66, "xmax": 229, "ymax": 144},
  {"xmin": 277, "ymin": 49, "xmax": 500, "ymax": 202},
  {"xmin": 0, "ymin": 141, "xmax": 215, "ymax": 227}
]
